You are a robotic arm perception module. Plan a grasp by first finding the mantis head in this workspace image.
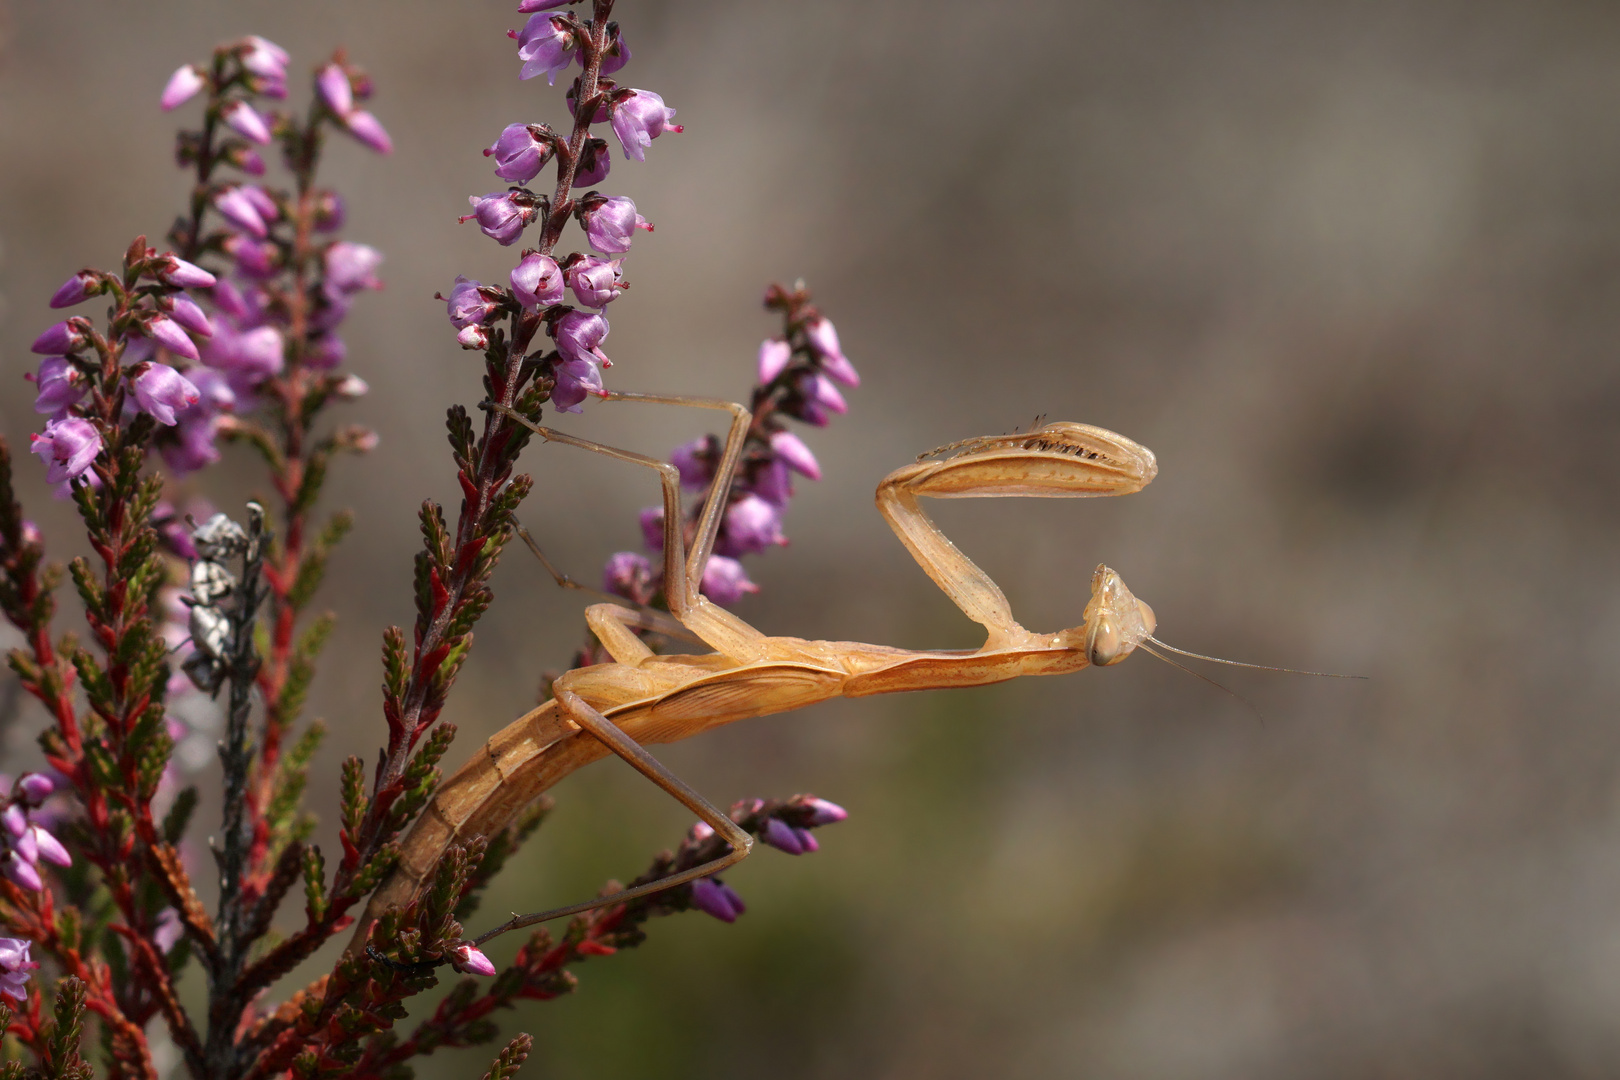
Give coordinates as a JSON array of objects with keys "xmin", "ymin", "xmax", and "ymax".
[{"xmin": 1078, "ymin": 564, "xmax": 1156, "ymax": 666}]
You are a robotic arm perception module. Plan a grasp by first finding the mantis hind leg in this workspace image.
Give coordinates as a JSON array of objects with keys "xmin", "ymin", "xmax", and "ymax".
[{"xmin": 470, "ymin": 687, "xmax": 754, "ymax": 943}]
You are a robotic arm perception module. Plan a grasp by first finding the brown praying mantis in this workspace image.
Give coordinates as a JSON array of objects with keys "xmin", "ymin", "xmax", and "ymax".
[{"xmin": 352, "ymin": 391, "xmax": 1167, "ymax": 953}]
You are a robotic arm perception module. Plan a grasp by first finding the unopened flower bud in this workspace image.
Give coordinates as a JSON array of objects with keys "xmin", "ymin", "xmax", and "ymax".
[
  {"xmin": 215, "ymin": 187, "xmax": 269, "ymax": 237},
  {"xmin": 343, "ymin": 110, "xmax": 393, "ymax": 155},
  {"xmin": 0, "ymin": 809, "xmax": 24, "ymax": 840},
  {"xmin": 169, "ymin": 295, "xmax": 214, "ymax": 338},
  {"xmin": 800, "ymin": 797, "xmax": 848, "ymax": 825},
  {"xmin": 2, "ymin": 854, "xmax": 40, "ymax": 893},
  {"xmin": 447, "ymin": 942, "xmax": 497, "ymax": 976},
  {"xmin": 671, "ymin": 436, "xmax": 715, "ymax": 490},
  {"xmin": 761, "ymin": 817, "xmax": 817, "ymax": 855},
  {"xmin": 156, "ymin": 256, "xmax": 216, "ymax": 288},
  {"xmin": 14, "ymin": 775, "xmax": 53, "ymax": 805},
  {"xmin": 314, "ymin": 191, "xmax": 347, "ymax": 231},
  {"xmin": 49, "ymin": 271, "xmax": 100, "ymax": 309},
  {"xmin": 221, "ymin": 100, "xmax": 273, "ymax": 145},
  {"xmin": 758, "ymin": 339, "xmax": 792, "ymax": 383},
  {"xmin": 28, "ymin": 826, "xmax": 69, "ymax": 868},
  {"xmin": 457, "ymin": 324, "xmax": 490, "ymax": 350},
  {"xmin": 769, "ymin": 430, "xmax": 821, "ymax": 480},
  {"xmin": 807, "ymin": 317, "xmax": 859, "ymax": 387},
  {"xmin": 161, "ymin": 65, "xmax": 206, "ymax": 111},
  {"xmin": 31, "ymin": 320, "xmax": 87, "ymax": 356},
  {"xmin": 146, "ymin": 314, "xmax": 201, "ymax": 362},
  {"xmin": 316, "ymin": 64, "xmax": 354, "ymax": 115},
  {"xmin": 240, "ymin": 36, "xmax": 290, "ymax": 97},
  {"xmin": 325, "ymin": 242, "xmax": 384, "ymax": 293},
  {"xmin": 333, "ymin": 374, "xmax": 369, "ymax": 399},
  {"xmin": 689, "ymin": 877, "xmax": 746, "ymax": 923},
  {"xmin": 701, "ymin": 556, "xmax": 758, "ymax": 605}
]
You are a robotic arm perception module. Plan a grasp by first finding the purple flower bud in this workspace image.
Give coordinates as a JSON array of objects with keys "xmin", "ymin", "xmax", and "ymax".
[
  {"xmin": 223, "ymin": 235, "xmax": 280, "ymax": 279},
  {"xmin": 701, "ymin": 555, "xmax": 758, "ymax": 605},
  {"xmin": 723, "ymin": 495, "xmax": 787, "ymax": 554},
  {"xmin": 806, "ymin": 373, "xmax": 847, "ymax": 415},
  {"xmin": 0, "ymin": 808, "xmax": 24, "ymax": 839},
  {"xmin": 758, "ymin": 339, "xmax": 792, "ymax": 384},
  {"xmin": 314, "ymin": 191, "xmax": 346, "ymax": 231},
  {"xmin": 515, "ymin": 14, "xmax": 579, "ymax": 85},
  {"xmin": 308, "ymin": 333, "xmax": 347, "ymax": 370},
  {"xmin": 15, "ymin": 775, "xmax": 53, "ymax": 805},
  {"xmin": 240, "ymin": 184, "xmax": 279, "ymax": 221},
  {"xmin": 603, "ymin": 551, "xmax": 652, "ymax": 598},
  {"xmin": 448, "ymin": 942, "xmax": 498, "ymax": 976},
  {"xmin": 133, "ymin": 363, "xmax": 201, "ymax": 426},
  {"xmin": 161, "ymin": 65, "xmax": 206, "ymax": 110},
  {"xmin": 333, "ymin": 374, "xmax": 369, "ymax": 398},
  {"xmin": 205, "ymin": 324, "xmax": 284, "ymax": 381},
  {"xmin": 221, "ymin": 100, "xmax": 273, "ymax": 145},
  {"xmin": 761, "ymin": 817, "xmax": 813, "ymax": 855},
  {"xmin": 210, "ymin": 279, "xmax": 252, "ymax": 321},
  {"xmin": 169, "ymin": 295, "xmax": 214, "ymax": 338},
  {"xmin": 0, "ymin": 937, "xmax": 37, "ymax": 1002},
  {"xmin": 671, "ymin": 437, "xmax": 714, "ymax": 490},
  {"xmin": 639, "ymin": 506, "xmax": 664, "ymax": 550},
  {"xmin": 689, "ymin": 877, "xmax": 746, "ymax": 923},
  {"xmin": 510, "ymin": 253, "xmax": 564, "ymax": 308},
  {"xmin": 146, "ymin": 314, "xmax": 201, "ymax": 362},
  {"xmin": 30, "ymin": 417, "xmax": 101, "ymax": 485},
  {"xmin": 232, "ymin": 146, "xmax": 267, "ymax": 175},
  {"xmin": 28, "ymin": 825, "xmax": 69, "ymax": 868},
  {"xmin": 610, "ymin": 89, "xmax": 681, "ymax": 162},
  {"xmin": 457, "ymin": 324, "xmax": 490, "ymax": 350},
  {"xmin": 241, "ymin": 36, "xmax": 290, "ymax": 94},
  {"xmin": 573, "ymin": 138, "xmax": 611, "ymax": 187},
  {"xmin": 316, "ymin": 64, "xmax": 353, "ymax": 115},
  {"xmin": 32, "ymin": 357, "xmax": 87, "ymax": 416},
  {"xmin": 163, "ymin": 412, "xmax": 224, "ymax": 475},
  {"xmin": 769, "ymin": 430, "xmax": 821, "ymax": 480},
  {"xmin": 553, "ymin": 309, "xmax": 611, "ymax": 366},
  {"xmin": 807, "ymin": 317, "xmax": 859, "ymax": 387},
  {"xmin": 801, "ymin": 797, "xmax": 848, "ymax": 825},
  {"xmin": 462, "ymin": 191, "xmax": 540, "ymax": 246},
  {"xmin": 3, "ymin": 852, "xmax": 40, "ymax": 892},
  {"xmin": 550, "ymin": 359, "xmax": 603, "ymax": 412},
  {"xmin": 565, "ymin": 255, "xmax": 625, "ymax": 309},
  {"xmin": 156, "ymin": 256, "xmax": 216, "ymax": 288},
  {"xmin": 49, "ymin": 271, "xmax": 99, "ymax": 309},
  {"xmin": 486, "ymin": 123, "xmax": 555, "ymax": 184},
  {"xmin": 215, "ymin": 187, "xmax": 269, "ymax": 237},
  {"xmin": 343, "ymin": 111, "xmax": 393, "ymax": 155},
  {"xmin": 31, "ymin": 321, "xmax": 86, "ymax": 356},
  {"xmin": 325, "ymin": 242, "xmax": 384, "ymax": 293},
  {"xmin": 154, "ymin": 908, "xmax": 184, "ymax": 954},
  {"xmin": 578, "ymin": 194, "xmax": 651, "ymax": 254},
  {"xmin": 447, "ymin": 276, "xmax": 500, "ymax": 328},
  {"xmin": 748, "ymin": 457, "xmax": 793, "ymax": 507}
]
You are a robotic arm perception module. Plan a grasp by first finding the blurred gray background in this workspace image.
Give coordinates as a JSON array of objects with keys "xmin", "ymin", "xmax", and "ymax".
[{"xmin": 3, "ymin": 1, "xmax": 1618, "ymax": 1077}]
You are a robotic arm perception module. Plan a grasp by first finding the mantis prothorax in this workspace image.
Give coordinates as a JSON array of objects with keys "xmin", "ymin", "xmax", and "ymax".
[{"xmin": 351, "ymin": 391, "xmax": 1161, "ymax": 954}]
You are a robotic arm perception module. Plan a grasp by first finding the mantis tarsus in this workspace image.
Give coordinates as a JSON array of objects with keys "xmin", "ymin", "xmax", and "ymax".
[{"xmin": 352, "ymin": 391, "xmax": 1163, "ymax": 953}]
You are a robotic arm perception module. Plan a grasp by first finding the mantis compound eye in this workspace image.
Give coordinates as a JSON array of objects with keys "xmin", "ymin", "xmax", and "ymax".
[{"xmin": 1087, "ymin": 616, "xmax": 1125, "ymax": 666}]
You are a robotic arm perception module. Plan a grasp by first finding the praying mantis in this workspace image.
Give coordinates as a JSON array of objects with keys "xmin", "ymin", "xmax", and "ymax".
[{"xmin": 353, "ymin": 391, "xmax": 1163, "ymax": 951}]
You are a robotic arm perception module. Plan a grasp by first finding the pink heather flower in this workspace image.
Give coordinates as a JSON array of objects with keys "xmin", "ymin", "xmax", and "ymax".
[
  {"xmin": 31, "ymin": 320, "xmax": 87, "ymax": 356},
  {"xmin": 2, "ymin": 851, "xmax": 39, "ymax": 892},
  {"xmin": 223, "ymin": 235, "xmax": 280, "ymax": 279},
  {"xmin": 164, "ymin": 412, "xmax": 224, "ymax": 475},
  {"xmin": 515, "ymin": 14, "xmax": 579, "ymax": 85},
  {"xmin": 806, "ymin": 373, "xmax": 848, "ymax": 415},
  {"xmin": 215, "ymin": 187, "xmax": 269, "ymax": 237},
  {"xmin": 554, "ymin": 308, "xmax": 611, "ymax": 365},
  {"xmin": 325, "ymin": 242, "xmax": 384, "ymax": 293},
  {"xmin": 565, "ymin": 256, "xmax": 625, "ymax": 309},
  {"xmin": 156, "ymin": 256, "xmax": 216, "ymax": 288},
  {"xmin": 133, "ymin": 364, "xmax": 201, "ymax": 426},
  {"xmin": 769, "ymin": 430, "xmax": 821, "ymax": 480},
  {"xmin": 232, "ymin": 147, "xmax": 267, "ymax": 175},
  {"xmin": 723, "ymin": 495, "xmax": 787, "ymax": 554},
  {"xmin": 701, "ymin": 556, "xmax": 758, "ymax": 605},
  {"xmin": 146, "ymin": 314, "xmax": 201, "ymax": 362},
  {"xmin": 333, "ymin": 374, "xmax": 369, "ymax": 398},
  {"xmin": 240, "ymin": 36, "xmax": 290, "ymax": 97},
  {"xmin": 161, "ymin": 65, "xmax": 207, "ymax": 110},
  {"xmin": 343, "ymin": 111, "xmax": 393, "ymax": 155},
  {"xmin": 689, "ymin": 877, "xmax": 746, "ymax": 923},
  {"xmin": 579, "ymin": 195, "xmax": 651, "ymax": 254},
  {"xmin": 308, "ymin": 333, "xmax": 347, "ymax": 370},
  {"xmin": 550, "ymin": 359, "xmax": 603, "ymax": 412},
  {"xmin": 603, "ymin": 551, "xmax": 652, "ymax": 598},
  {"xmin": 761, "ymin": 818, "xmax": 817, "ymax": 855},
  {"xmin": 0, "ymin": 938, "xmax": 38, "ymax": 1002},
  {"xmin": 229, "ymin": 326, "xmax": 285, "ymax": 381},
  {"xmin": 1, "ymin": 808, "xmax": 23, "ymax": 839},
  {"xmin": 462, "ymin": 191, "xmax": 538, "ymax": 246},
  {"xmin": 210, "ymin": 279, "xmax": 252, "ymax": 321},
  {"xmin": 154, "ymin": 908, "xmax": 184, "ymax": 953},
  {"xmin": 511, "ymin": 252, "xmax": 564, "ymax": 308},
  {"xmin": 457, "ymin": 325, "xmax": 490, "ymax": 350},
  {"xmin": 610, "ymin": 90, "xmax": 681, "ymax": 162},
  {"xmin": 240, "ymin": 184, "xmax": 279, "ymax": 221},
  {"xmin": 640, "ymin": 506, "xmax": 665, "ymax": 551},
  {"xmin": 749, "ymin": 457, "xmax": 793, "ymax": 507},
  {"xmin": 27, "ymin": 825, "xmax": 69, "ymax": 868},
  {"xmin": 599, "ymin": 32, "xmax": 632, "ymax": 76},
  {"xmin": 32, "ymin": 357, "xmax": 87, "ymax": 415},
  {"xmin": 316, "ymin": 64, "xmax": 354, "ymax": 115},
  {"xmin": 221, "ymin": 100, "xmax": 273, "ymax": 145},
  {"xmin": 49, "ymin": 271, "xmax": 99, "ymax": 309},
  {"xmin": 808, "ymin": 317, "xmax": 859, "ymax": 387},
  {"xmin": 30, "ymin": 418, "xmax": 100, "ymax": 485},
  {"xmin": 15, "ymin": 775, "xmax": 53, "ymax": 805},
  {"xmin": 169, "ymin": 295, "xmax": 214, "ymax": 338},
  {"xmin": 758, "ymin": 339, "xmax": 792, "ymax": 383},
  {"xmin": 448, "ymin": 942, "xmax": 497, "ymax": 976},
  {"xmin": 802, "ymin": 797, "xmax": 848, "ymax": 825},
  {"xmin": 447, "ymin": 276, "xmax": 499, "ymax": 328},
  {"xmin": 574, "ymin": 137, "xmax": 611, "ymax": 187},
  {"xmin": 486, "ymin": 123, "xmax": 554, "ymax": 184},
  {"xmin": 671, "ymin": 437, "xmax": 714, "ymax": 490}
]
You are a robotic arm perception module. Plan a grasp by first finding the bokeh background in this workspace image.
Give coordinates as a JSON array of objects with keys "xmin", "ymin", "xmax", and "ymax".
[{"xmin": 3, "ymin": 1, "xmax": 1619, "ymax": 1076}]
